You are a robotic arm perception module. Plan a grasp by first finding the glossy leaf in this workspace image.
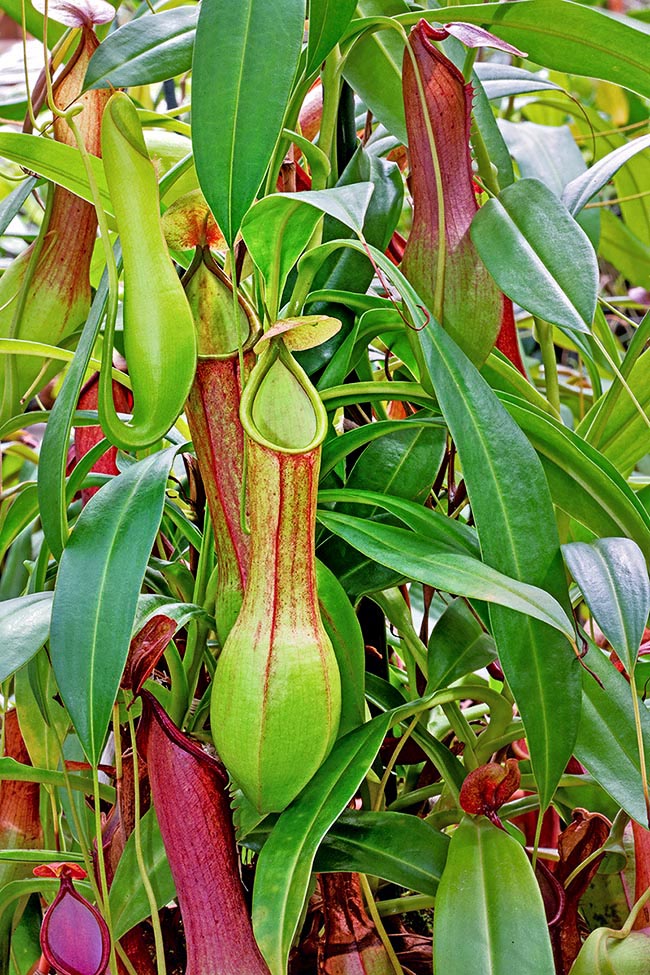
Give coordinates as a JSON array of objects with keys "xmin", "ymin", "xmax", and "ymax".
[
  {"xmin": 475, "ymin": 62, "xmax": 562, "ymax": 100},
  {"xmin": 342, "ymin": 0, "xmax": 411, "ymax": 145},
  {"xmin": 85, "ymin": 8, "xmax": 197, "ymax": 89},
  {"xmin": 409, "ymin": 2, "xmax": 650, "ymax": 101},
  {"xmin": 0, "ymin": 133, "xmax": 111, "ymax": 214},
  {"xmin": 576, "ymin": 641, "xmax": 650, "ymax": 826},
  {"xmin": 306, "ymin": 0, "xmax": 357, "ymax": 75},
  {"xmin": 416, "ymin": 323, "xmax": 579, "ymax": 809},
  {"xmin": 50, "ymin": 447, "xmax": 178, "ymax": 764},
  {"xmin": 0, "ymin": 593, "xmax": 53, "ymax": 683},
  {"xmin": 320, "ymin": 417, "xmax": 444, "ymax": 478},
  {"xmin": 252, "ymin": 713, "xmax": 390, "ymax": 975},
  {"xmin": 499, "ymin": 394, "xmax": 650, "ymax": 562},
  {"xmin": 192, "ymin": 0, "xmax": 305, "ymax": 247},
  {"xmin": 38, "ymin": 257, "xmax": 115, "ymax": 560},
  {"xmin": 471, "ymin": 178, "xmax": 598, "ymax": 334},
  {"xmin": 562, "ymin": 134, "xmax": 650, "ymax": 216},
  {"xmin": 317, "ymin": 561, "xmax": 366, "ymax": 736},
  {"xmin": 318, "ymin": 510, "xmax": 575, "ymax": 641},
  {"xmin": 433, "ymin": 815, "xmax": 555, "ymax": 975},
  {"xmin": 241, "ymin": 184, "xmax": 374, "ymax": 311},
  {"xmin": 315, "ymin": 809, "xmax": 449, "ymax": 896},
  {"xmin": 427, "ymin": 598, "xmax": 497, "ymax": 693},
  {"xmin": 109, "ymin": 810, "xmax": 175, "ymax": 939},
  {"xmin": 563, "ymin": 538, "xmax": 650, "ymax": 675}
]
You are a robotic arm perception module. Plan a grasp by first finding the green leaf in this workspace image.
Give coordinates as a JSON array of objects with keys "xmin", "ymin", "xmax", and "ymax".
[
  {"xmin": 38, "ymin": 261, "xmax": 114, "ymax": 560},
  {"xmin": 433, "ymin": 815, "xmax": 555, "ymax": 975},
  {"xmin": 109, "ymin": 807, "xmax": 175, "ymax": 940},
  {"xmin": 319, "ymin": 487, "xmax": 480, "ymax": 557},
  {"xmin": 345, "ymin": 419, "xmax": 445, "ymax": 507},
  {"xmin": 579, "ymin": 341, "xmax": 650, "ymax": 477},
  {"xmin": 318, "ymin": 510, "xmax": 575, "ymax": 641},
  {"xmin": 252, "ymin": 713, "xmax": 390, "ymax": 975},
  {"xmin": 471, "ymin": 178, "xmax": 598, "ymax": 333},
  {"xmin": 576, "ymin": 641, "xmax": 650, "ymax": 825},
  {"xmin": 85, "ymin": 8, "xmax": 197, "ymax": 89},
  {"xmin": 342, "ymin": 0, "xmax": 410, "ymax": 145},
  {"xmin": 192, "ymin": 0, "xmax": 306, "ymax": 247},
  {"xmin": 306, "ymin": 0, "xmax": 358, "ymax": 75},
  {"xmin": 315, "ymin": 809, "xmax": 449, "ymax": 896},
  {"xmin": 563, "ymin": 539, "xmax": 650, "ymax": 675},
  {"xmin": 0, "ymin": 133, "xmax": 111, "ymax": 214},
  {"xmin": 0, "ymin": 177, "xmax": 37, "ymax": 237},
  {"xmin": 498, "ymin": 119, "xmax": 597, "ymax": 243},
  {"xmin": 317, "ymin": 561, "xmax": 366, "ymax": 736},
  {"xmin": 320, "ymin": 417, "xmax": 445, "ymax": 477},
  {"xmin": 475, "ymin": 62, "xmax": 563, "ymax": 100},
  {"xmin": 499, "ymin": 394, "xmax": 650, "ymax": 561},
  {"xmin": 408, "ymin": 2, "xmax": 650, "ymax": 102},
  {"xmin": 0, "ymin": 593, "xmax": 53, "ymax": 683},
  {"xmin": 132, "ymin": 594, "xmax": 212, "ymax": 635},
  {"xmin": 562, "ymin": 134, "xmax": 650, "ymax": 216},
  {"xmin": 427, "ymin": 598, "xmax": 497, "ymax": 693},
  {"xmin": 0, "ymin": 484, "xmax": 39, "ymax": 566},
  {"xmin": 241, "ymin": 184, "xmax": 374, "ymax": 312},
  {"xmin": 50, "ymin": 447, "xmax": 179, "ymax": 764},
  {"xmin": 365, "ymin": 673, "xmax": 466, "ymax": 795},
  {"xmin": 416, "ymin": 323, "xmax": 579, "ymax": 809}
]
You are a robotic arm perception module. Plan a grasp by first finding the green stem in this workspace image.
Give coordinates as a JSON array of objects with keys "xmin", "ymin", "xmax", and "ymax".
[
  {"xmin": 373, "ymin": 716, "xmax": 419, "ymax": 812},
  {"xmin": 534, "ymin": 318, "xmax": 562, "ymax": 420},
  {"xmin": 316, "ymin": 49, "xmax": 342, "ymax": 190},
  {"xmin": 92, "ymin": 769, "xmax": 118, "ymax": 975},
  {"xmin": 471, "ymin": 120, "xmax": 500, "ymax": 197},
  {"xmin": 358, "ymin": 874, "xmax": 404, "ymax": 975},
  {"xmin": 127, "ymin": 708, "xmax": 167, "ymax": 975},
  {"xmin": 377, "ymin": 893, "xmax": 435, "ymax": 917},
  {"xmin": 372, "ymin": 589, "xmax": 428, "ymax": 679},
  {"xmin": 630, "ymin": 675, "xmax": 650, "ymax": 827}
]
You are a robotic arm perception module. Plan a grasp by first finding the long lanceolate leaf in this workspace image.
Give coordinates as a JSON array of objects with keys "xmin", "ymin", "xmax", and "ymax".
[
  {"xmin": 192, "ymin": 0, "xmax": 306, "ymax": 247},
  {"xmin": 50, "ymin": 447, "xmax": 179, "ymax": 764},
  {"xmin": 318, "ymin": 511, "xmax": 575, "ymax": 641},
  {"xmin": 38, "ymin": 257, "xmax": 117, "ymax": 561},
  {"xmin": 562, "ymin": 538, "xmax": 650, "ymax": 676},
  {"xmin": 418, "ymin": 324, "xmax": 580, "ymax": 809},
  {"xmin": 252, "ymin": 714, "xmax": 391, "ymax": 975}
]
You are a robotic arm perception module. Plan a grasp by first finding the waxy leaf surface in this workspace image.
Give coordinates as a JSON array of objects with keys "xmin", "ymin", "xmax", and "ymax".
[
  {"xmin": 50, "ymin": 447, "xmax": 178, "ymax": 764},
  {"xmin": 192, "ymin": 0, "xmax": 305, "ymax": 246},
  {"xmin": 417, "ymin": 323, "xmax": 579, "ymax": 809},
  {"xmin": 471, "ymin": 178, "xmax": 598, "ymax": 333}
]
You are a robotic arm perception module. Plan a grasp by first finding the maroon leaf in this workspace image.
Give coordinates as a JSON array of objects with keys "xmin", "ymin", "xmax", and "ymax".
[
  {"xmin": 459, "ymin": 759, "xmax": 520, "ymax": 823},
  {"xmin": 124, "ymin": 615, "xmax": 177, "ymax": 695},
  {"xmin": 39, "ymin": 867, "xmax": 110, "ymax": 975},
  {"xmin": 427, "ymin": 22, "xmax": 526, "ymax": 57},
  {"xmin": 138, "ymin": 692, "xmax": 270, "ymax": 975},
  {"xmin": 550, "ymin": 809, "xmax": 611, "ymax": 974},
  {"xmin": 401, "ymin": 19, "xmax": 503, "ymax": 366}
]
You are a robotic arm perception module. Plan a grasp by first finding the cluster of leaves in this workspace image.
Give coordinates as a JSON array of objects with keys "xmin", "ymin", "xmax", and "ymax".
[{"xmin": 1, "ymin": 1, "xmax": 650, "ymax": 974}]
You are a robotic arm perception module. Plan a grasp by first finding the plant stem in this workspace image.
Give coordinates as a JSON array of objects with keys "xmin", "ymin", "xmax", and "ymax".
[
  {"xmin": 358, "ymin": 874, "xmax": 404, "ymax": 975},
  {"xmin": 127, "ymin": 708, "xmax": 168, "ymax": 975},
  {"xmin": 534, "ymin": 318, "xmax": 562, "ymax": 419},
  {"xmin": 377, "ymin": 893, "xmax": 435, "ymax": 917},
  {"xmin": 92, "ymin": 769, "xmax": 118, "ymax": 975}
]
